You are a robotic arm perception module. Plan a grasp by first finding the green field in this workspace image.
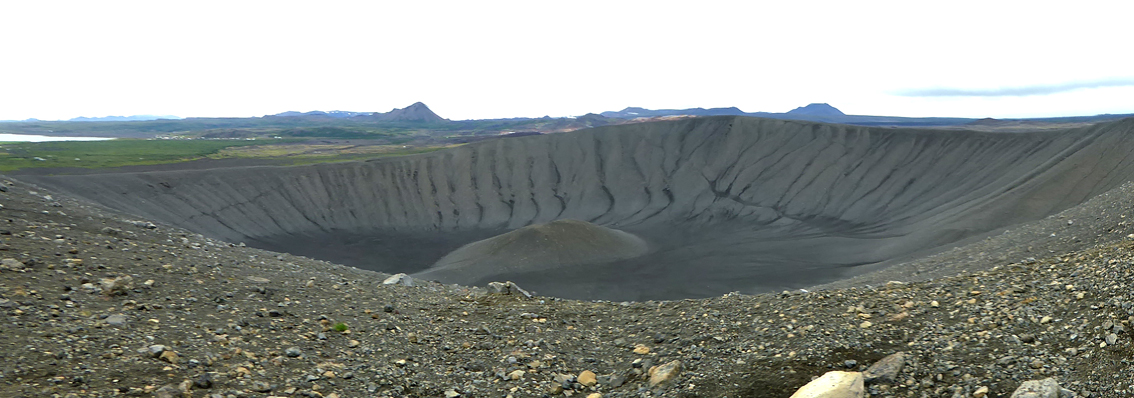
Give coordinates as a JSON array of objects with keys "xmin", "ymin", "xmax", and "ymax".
[
  {"xmin": 0, "ymin": 113, "xmax": 615, "ymax": 173},
  {"xmin": 0, "ymin": 139, "xmax": 264, "ymax": 171},
  {"xmin": 0, "ymin": 139, "xmax": 456, "ymax": 172}
]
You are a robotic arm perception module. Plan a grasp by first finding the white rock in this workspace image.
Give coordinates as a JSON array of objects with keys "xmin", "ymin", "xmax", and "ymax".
[
  {"xmin": 486, "ymin": 281, "xmax": 533, "ymax": 298},
  {"xmin": 1010, "ymin": 378, "xmax": 1073, "ymax": 398},
  {"xmin": 790, "ymin": 371, "xmax": 864, "ymax": 398},
  {"xmin": 382, "ymin": 273, "xmax": 414, "ymax": 287}
]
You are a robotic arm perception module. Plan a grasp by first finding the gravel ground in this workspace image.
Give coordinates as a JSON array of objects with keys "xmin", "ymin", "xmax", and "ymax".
[{"xmin": 1, "ymin": 176, "xmax": 1133, "ymax": 398}]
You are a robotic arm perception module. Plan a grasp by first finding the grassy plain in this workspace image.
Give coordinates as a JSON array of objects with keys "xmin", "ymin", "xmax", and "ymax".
[
  {"xmin": 0, "ymin": 113, "xmax": 615, "ymax": 173},
  {"xmin": 0, "ymin": 139, "xmax": 264, "ymax": 171},
  {"xmin": 0, "ymin": 139, "xmax": 452, "ymax": 172}
]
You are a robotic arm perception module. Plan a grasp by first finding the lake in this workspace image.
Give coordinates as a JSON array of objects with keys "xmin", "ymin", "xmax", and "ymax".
[{"xmin": 0, "ymin": 134, "xmax": 114, "ymax": 142}]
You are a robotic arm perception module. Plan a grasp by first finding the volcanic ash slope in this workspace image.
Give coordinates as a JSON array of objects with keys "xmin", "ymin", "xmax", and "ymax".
[{"xmin": 418, "ymin": 219, "xmax": 648, "ymax": 283}]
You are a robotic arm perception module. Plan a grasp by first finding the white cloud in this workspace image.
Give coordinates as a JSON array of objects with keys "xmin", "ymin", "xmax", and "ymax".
[
  {"xmin": 895, "ymin": 78, "xmax": 1134, "ymax": 97},
  {"xmin": 1, "ymin": 0, "xmax": 1131, "ymax": 120}
]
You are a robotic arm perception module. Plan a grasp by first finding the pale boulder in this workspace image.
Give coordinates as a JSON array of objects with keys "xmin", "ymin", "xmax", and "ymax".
[{"xmin": 790, "ymin": 371, "xmax": 864, "ymax": 398}]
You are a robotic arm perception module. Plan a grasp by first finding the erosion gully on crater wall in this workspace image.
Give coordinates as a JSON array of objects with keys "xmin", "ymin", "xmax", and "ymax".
[{"xmin": 20, "ymin": 116, "xmax": 1134, "ymax": 301}]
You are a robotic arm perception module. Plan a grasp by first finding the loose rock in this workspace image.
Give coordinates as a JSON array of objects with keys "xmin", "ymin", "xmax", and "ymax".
[
  {"xmin": 864, "ymin": 352, "xmax": 905, "ymax": 383},
  {"xmin": 159, "ymin": 350, "xmax": 179, "ymax": 364},
  {"xmin": 578, "ymin": 370, "xmax": 597, "ymax": 387},
  {"xmin": 1009, "ymin": 378, "xmax": 1074, "ymax": 398},
  {"xmin": 100, "ymin": 275, "xmax": 134, "ymax": 296},
  {"xmin": 0, "ymin": 258, "xmax": 24, "ymax": 270},
  {"xmin": 105, "ymin": 314, "xmax": 128, "ymax": 326},
  {"xmin": 647, "ymin": 360, "xmax": 682, "ymax": 386},
  {"xmin": 973, "ymin": 386, "xmax": 989, "ymax": 397}
]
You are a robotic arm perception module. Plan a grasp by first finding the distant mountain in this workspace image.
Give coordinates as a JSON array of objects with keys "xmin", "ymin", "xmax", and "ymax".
[
  {"xmin": 786, "ymin": 103, "xmax": 844, "ymax": 116},
  {"xmin": 266, "ymin": 102, "xmax": 446, "ymax": 123},
  {"xmin": 268, "ymin": 110, "xmax": 369, "ymax": 118},
  {"xmin": 67, "ymin": 115, "xmax": 182, "ymax": 122},
  {"xmin": 599, "ymin": 104, "xmax": 975, "ymax": 127},
  {"xmin": 2, "ymin": 115, "xmax": 181, "ymax": 122},
  {"xmin": 601, "ymin": 106, "xmax": 746, "ymax": 119},
  {"xmin": 370, "ymin": 102, "xmax": 446, "ymax": 123},
  {"xmin": 270, "ymin": 111, "xmax": 306, "ymax": 117}
]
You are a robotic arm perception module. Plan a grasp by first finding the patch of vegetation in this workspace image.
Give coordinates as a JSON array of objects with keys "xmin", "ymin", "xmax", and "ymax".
[
  {"xmin": 207, "ymin": 143, "xmax": 453, "ymax": 163},
  {"xmin": 0, "ymin": 139, "xmax": 266, "ymax": 171},
  {"xmin": 332, "ymin": 322, "xmax": 348, "ymax": 332}
]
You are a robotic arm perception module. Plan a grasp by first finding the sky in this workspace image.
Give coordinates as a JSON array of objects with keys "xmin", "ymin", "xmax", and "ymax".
[{"xmin": 2, "ymin": 1, "xmax": 1132, "ymax": 121}]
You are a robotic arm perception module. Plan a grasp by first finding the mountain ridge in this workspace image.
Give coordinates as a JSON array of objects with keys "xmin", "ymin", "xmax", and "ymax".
[
  {"xmin": 371, "ymin": 101, "xmax": 446, "ymax": 122},
  {"xmin": 265, "ymin": 102, "xmax": 447, "ymax": 123},
  {"xmin": 599, "ymin": 104, "xmax": 1134, "ymax": 127},
  {"xmin": 786, "ymin": 103, "xmax": 845, "ymax": 116}
]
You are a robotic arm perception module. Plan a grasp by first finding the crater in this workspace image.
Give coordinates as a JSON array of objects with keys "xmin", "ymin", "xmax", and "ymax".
[{"xmin": 21, "ymin": 116, "xmax": 1134, "ymax": 300}]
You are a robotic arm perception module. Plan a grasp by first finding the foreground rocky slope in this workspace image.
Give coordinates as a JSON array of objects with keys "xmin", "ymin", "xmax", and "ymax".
[
  {"xmin": 22, "ymin": 117, "xmax": 1134, "ymax": 300},
  {"xmin": 3, "ymin": 173, "xmax": 1134, "ymax": 397}
]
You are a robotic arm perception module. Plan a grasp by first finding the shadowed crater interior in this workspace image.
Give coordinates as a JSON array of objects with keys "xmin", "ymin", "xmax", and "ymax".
[{"xmin": 21, "ymin": 116, "xmax": 1134, "ymax": 300}]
